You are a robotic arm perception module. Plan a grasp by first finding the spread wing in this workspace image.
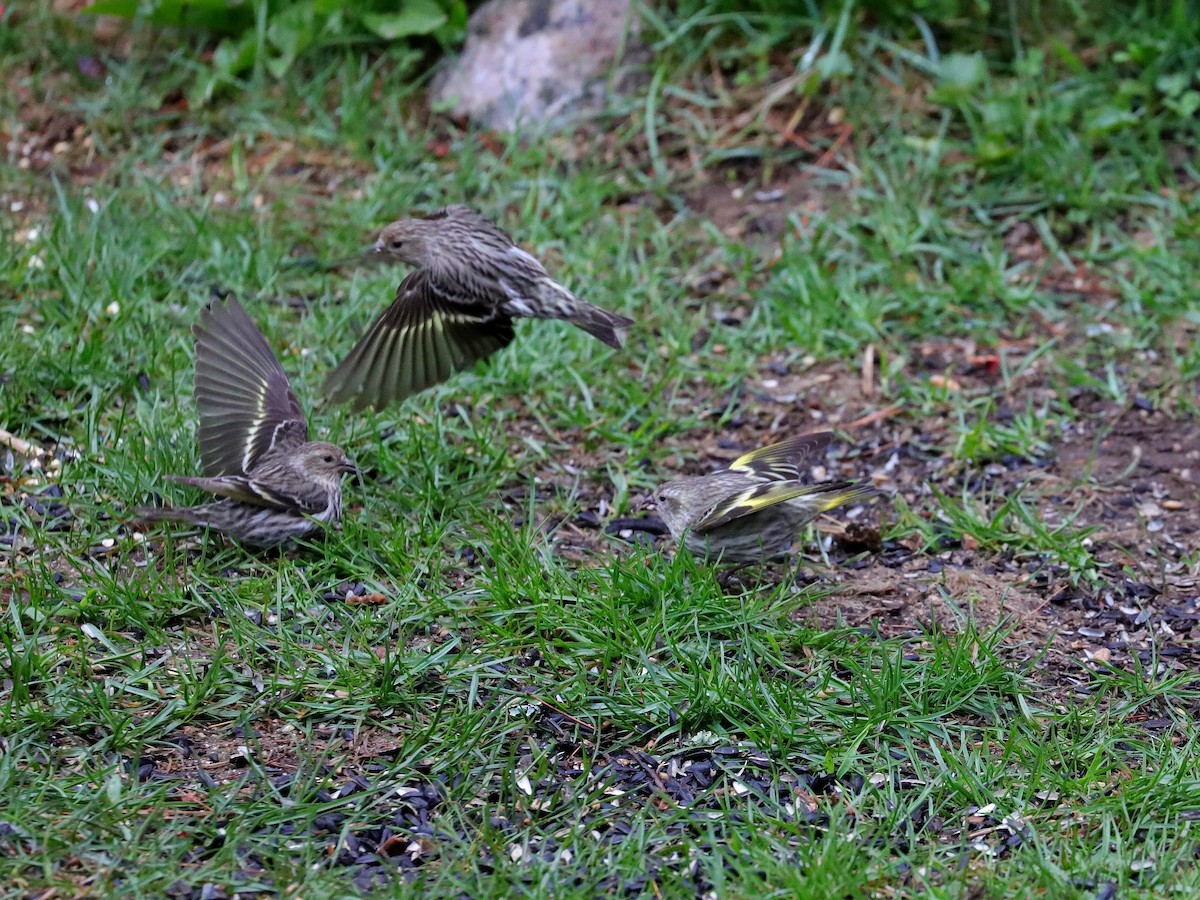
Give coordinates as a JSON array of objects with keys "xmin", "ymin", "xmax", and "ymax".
[
  {"xmin": 193, "ymin": 297, "xmax": 308, "ymax": 477},
  {"xmin": 726, "ymin": 433, "xmax": 834, "ymax": 482},
  {"xmin": 693, "ymin": 480, "xmax": 872, "ymax": 534},
  {"xmin": 324, "ymin": 268, "xmax": 516, "ymax": 411}
]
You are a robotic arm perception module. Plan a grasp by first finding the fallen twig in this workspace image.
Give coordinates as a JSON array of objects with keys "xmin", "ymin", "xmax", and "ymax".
[
  {"xmin": 845, "ymin": 405, "xmax": 902, "ymax": 430},
  {"xmin": 0, "ymin": 428, "xmax": 40, "ymax": 458}
]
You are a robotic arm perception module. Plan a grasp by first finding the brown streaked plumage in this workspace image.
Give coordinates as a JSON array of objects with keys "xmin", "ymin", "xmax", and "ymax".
[
  {"xmin": 192, "ymin": 295, "xmax": 309, "ymax": 477},
  {"xmin": 137, "ymin": 297, "xmax": 357, "ymax": 548},
  {"xmin": 325, "ymin": 204, "xmax": 634, "ymax": 411},
  {"xmin": 324, "ymin": 268, "xmax": 516, "ymax": 412},
  {"xmin": 651, "ymin": 433, "xmax": 882, "ymax": 564}
]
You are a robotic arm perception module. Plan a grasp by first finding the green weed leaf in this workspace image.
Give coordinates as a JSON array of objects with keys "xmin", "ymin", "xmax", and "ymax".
[
  {"xmin": 362, "ymin": 0, "xmax": 448, "ymax": 40},
  {"xmin": 929, "ymin": 52, "xmax": 987, "ymax": 105}
]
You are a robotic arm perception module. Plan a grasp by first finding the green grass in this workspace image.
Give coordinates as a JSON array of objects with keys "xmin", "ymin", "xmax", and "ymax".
[{"xmin": 3, "ymin": 0, "xmax": 1200, "ymax": 896}]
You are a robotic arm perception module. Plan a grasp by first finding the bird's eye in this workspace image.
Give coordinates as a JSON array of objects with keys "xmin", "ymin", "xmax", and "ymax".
[
  {"xmin": 390, "ymin": 238, "xmax": 403, "ymax": 248},
  {"xmin": 323, "ymin": 454, "xmax": 334, "ymax": 463}
]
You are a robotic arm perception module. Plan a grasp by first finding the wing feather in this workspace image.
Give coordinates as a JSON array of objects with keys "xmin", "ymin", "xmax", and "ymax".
[
  {"xmin": 356, "ymin": 311, "xmax": 393, "ymax": 410},
  {"xmin": 193, "ymin": 297, "xmax": 308, "ymax": 476},
  {"xmin": 325, "ymin": 268, "xmax": 516, "ymax": 410},
  {"xmin": 727, "ymin": 433, "xmax": 834, "ymax": 482},
  {"xmin": 694, "ymin": 480, "xmax": 875, "ymax": 534},
  {"xmin": 167, "ymin": 474, "xmax": 295, "ymax": 510}
]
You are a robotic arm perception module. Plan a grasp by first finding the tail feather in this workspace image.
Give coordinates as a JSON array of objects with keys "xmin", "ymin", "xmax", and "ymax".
[
  {"xmin": 567, "ymin": 301, "xmax": 635, "ymax": 349},
  {"xmin": 814, "ymin": 483, "xmax": 882, "ymax": 513},
  {"xmin": 135, "ymin": 506, "xmax": 201, "ymax": 526}
]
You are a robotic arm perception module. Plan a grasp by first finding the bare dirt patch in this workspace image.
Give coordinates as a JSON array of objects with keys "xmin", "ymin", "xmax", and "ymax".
[
  {"xmin": 801, "ymin": 400, "xmax": 1200, "ymax": 696},
  {"xmin": 159, "ymin": 716, "xmax": 406, "ymax": 787},
  {"xmin": 687, "ymin": 163, "xmax": 848, "ymax": 245}
]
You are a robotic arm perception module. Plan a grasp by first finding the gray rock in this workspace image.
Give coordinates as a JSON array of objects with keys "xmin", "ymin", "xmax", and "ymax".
[{"xmin": 430, "ymin": 0, "xmax": 644, "ymax": 132}]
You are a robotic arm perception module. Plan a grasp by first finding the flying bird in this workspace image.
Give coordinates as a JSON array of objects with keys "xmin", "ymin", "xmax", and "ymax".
[
  {"xmin": 651, "ymin": 432, "xmax": 880, "ymax": 564},
  {"xmin": 325, "ymin": 204, "xmax": 634, "ymax": 410},
  {"xmin": 138, "ymin": 297, "xmax": 357, "ymax": 547}
]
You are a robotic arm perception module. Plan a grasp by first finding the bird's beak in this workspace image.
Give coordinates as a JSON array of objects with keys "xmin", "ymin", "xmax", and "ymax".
[
  {"xmin": 339, "ymin": 457, "xmax": 359, "ymax": 475},
  {"xmin": 371, "ymin": 240, "xmax": 384, "ymax": 255}
]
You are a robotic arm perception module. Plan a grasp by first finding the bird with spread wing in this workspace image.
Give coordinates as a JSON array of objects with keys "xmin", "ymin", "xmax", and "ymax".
[
  {"xmin": 325, "ymin": 205, "xmax": 634, "ymax": 411},
  {"xmin": 138, "ymin": 297, "xmax": 356, "ymax": 547}
]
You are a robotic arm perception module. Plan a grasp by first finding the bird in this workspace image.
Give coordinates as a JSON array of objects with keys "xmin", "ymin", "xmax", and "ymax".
[
  {"xmin": 324, "ymin": 204, "xmax": 635, "ymax": 410},
  {"xmin": 137, "ymin": 296, "xmax": 357, "ymax": 548},
  {"xmin": 650, "ymin": 432, "xmax": 881, "ymax": 564}
]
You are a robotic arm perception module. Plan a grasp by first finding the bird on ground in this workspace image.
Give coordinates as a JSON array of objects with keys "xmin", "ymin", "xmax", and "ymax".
[
  {"xmin": 138, "ymin": 296, "xmax": 357, "ymax": 547},
  {"xmin": 325, "ymin": 204, "xmax": 635, "ymax": 410},
  {"xmin": 651, "ymin": 432, "xmax": 881, "ymax": 564}
]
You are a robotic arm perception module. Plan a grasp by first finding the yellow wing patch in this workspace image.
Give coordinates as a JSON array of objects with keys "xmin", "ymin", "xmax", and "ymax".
[
  {"xmin": 728, "ymin": 433, "xmax": 834, "ymax": 481},
  {"xmin": 695, "ymin": 481, "xmax": 877, "ymax": 534}
]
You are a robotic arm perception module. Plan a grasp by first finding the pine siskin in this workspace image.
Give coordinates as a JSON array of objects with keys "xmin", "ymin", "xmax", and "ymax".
[
  {"xmin": 325, "ymin": 204, "xmax": 635, "ymax": 410},
  {"xmin": 651, "ymin": 432, "xmax": 881, "ymax": 564},
  {"xmin": 138, "ymin": 297, "xmax": 357, "ymax": 548}
]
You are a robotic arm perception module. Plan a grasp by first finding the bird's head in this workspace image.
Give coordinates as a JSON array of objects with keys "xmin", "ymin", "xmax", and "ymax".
[
  {"xmin": 649, "ymin": 481, "xmax": 690, "ymax": 537},
  {"xmin": 372, "ymin": 206, "xmax": 501, "ymax": 270},
  {"xmin": 299, "ymin": 442, "xmax": 358, "ymax": 480},
  {"xmin": 372, "ymin": 218, "xmax": 433, "ymax": 266}
]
